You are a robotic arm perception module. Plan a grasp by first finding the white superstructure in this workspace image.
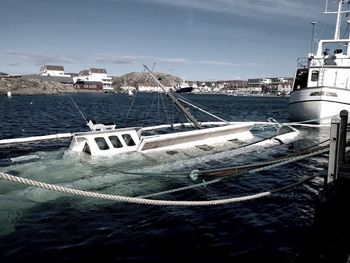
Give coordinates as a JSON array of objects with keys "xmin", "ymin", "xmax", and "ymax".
[{"xmin": 288, "ymin": 0, "xmax": 350, "ymax": 123}]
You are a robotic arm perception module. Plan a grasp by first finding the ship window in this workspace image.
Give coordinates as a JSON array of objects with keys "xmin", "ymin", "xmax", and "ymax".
[
  {"xmin": 311, "ymin": 70, "xmax": 319, "ymax": 81},
  {"xmin": 122, "ymin": 134, "xmax": 136, "ymax": 146},
  {"xmin": 95, "ymin": 137, "xmax": 110, "ymax": 150},
  {"xmin": 109, "ymin": 136, "xmax": 123, "ymax": 148},
  {"xmin": 325, "ymin": 92, "xmax": 337, "ymax": 97},
  {"xmin": 83, "ymin": 142, "xmax": 91, "ymax": 155},
  {"xmin": 310, "ymin": 91, "xmax": 324, "ymax": 96},
  {"xmin": 293, "ymin": 68, "xmax": 308, "ymax": 90}
]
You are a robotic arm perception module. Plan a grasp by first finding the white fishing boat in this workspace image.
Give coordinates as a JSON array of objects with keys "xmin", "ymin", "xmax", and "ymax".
[
  {"xmin": 288, "ymin": 0, "xmax": 350, "ymax": 123},
  {"xmin": 128, "ymin": 89, "xmax": 134, "ymax": 97}
]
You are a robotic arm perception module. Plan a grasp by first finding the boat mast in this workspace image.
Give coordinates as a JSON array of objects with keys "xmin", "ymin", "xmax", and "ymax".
[
  {"xmin": 334, "ymin": 0, "xmax": 343, "ymax": 40},
  {"xmin": 142, "ymin": 64, "xmax": 202, "ymax": 129},
  {"xmin": 324, "ymin": 0, "xmax": 350, "ymax": 40}
]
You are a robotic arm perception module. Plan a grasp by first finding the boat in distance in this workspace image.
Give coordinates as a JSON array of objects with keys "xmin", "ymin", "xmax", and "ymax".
[
  {"xmin": 174, "ymin": 81, "xmax": 193, "ymax": 93},
  {"xmin": 288, "ymin": 0, "xmax": 350, "ymax": 123}
]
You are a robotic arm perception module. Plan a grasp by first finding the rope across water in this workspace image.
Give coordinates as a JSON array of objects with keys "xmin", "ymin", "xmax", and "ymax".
[
  {"xmin": 0, "ymin": 134, "xmax": 331, "ymax": 206},
  {"xmin": 0, "ymin": 171, "xmax": 316, "ymax": 206}
]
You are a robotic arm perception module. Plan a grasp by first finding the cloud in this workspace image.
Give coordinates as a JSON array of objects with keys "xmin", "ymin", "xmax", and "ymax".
[
  {"xmin": 6, "ymin": 62, "xmax": 19, "ymax": 67},
  {"xmin": 95, "ymin": 54, "xmax": 146, "ymax": 64},
  {"xmin": 95, "ymin": 53, "xmax": 254, "ymax": 67},
  {"xmin": 195, "ymin": 60, "xmax": 256, "ymax": 66},
  {"xmin": 95, "ymin": 54, "xmax": 189, "ymax": 65},
  {"xmin": 131, "ymin": 0, "xmax": 320, "ymax": 20},
  {"xmin": 4, "ymin": 50, "xmax": 77, "ymax": 65}
]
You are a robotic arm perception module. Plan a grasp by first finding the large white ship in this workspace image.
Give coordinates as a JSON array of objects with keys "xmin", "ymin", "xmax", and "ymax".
[{"xmin": 288, "ymin": 0, "xmax": 350, "ymax": 123}]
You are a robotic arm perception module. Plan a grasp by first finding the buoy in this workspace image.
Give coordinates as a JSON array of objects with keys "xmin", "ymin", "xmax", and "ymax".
[{"xmin": 7, "ymin": 91, "xmax": 11, "ymax": 97}]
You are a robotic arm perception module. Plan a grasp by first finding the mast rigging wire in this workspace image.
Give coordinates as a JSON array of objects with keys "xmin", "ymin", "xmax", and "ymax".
[{"xmin": 67, "ymin": 94, "xmax": 88, "ymax": 124}]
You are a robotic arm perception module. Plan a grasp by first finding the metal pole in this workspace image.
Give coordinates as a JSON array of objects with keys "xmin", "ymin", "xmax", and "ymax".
[
  {"xmin": 339, "ymin": 110, "xmax": 348, "ymax": 162},
  {"xmin": 310, "ymin": 22, "xmax": 317, "ymax": 53},
  {"xmin": 326, "ymin": 116, "xmax": 341, "ymax": 185}
]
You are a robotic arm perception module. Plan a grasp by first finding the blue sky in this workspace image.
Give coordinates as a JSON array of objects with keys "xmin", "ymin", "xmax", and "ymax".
[{"xmin": 0, "ymin": 0, "xmax": 342, "ymax": 80}]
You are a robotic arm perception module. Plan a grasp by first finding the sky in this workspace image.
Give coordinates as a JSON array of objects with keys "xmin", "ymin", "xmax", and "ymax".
[{"xmin": 0, "ymin": 0, "xmax": 344, "ymax": 80}]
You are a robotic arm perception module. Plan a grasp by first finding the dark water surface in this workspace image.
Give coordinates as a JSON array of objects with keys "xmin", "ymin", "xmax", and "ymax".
[{"xmin": 0, "ymin": 93, "xmax": 344, "ymax": 262}]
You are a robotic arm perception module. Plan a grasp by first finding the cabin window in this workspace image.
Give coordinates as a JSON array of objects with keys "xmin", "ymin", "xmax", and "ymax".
[
  {"xmin": 122, "ymin": 134, "xmax": 136, "ymax": 146},
  {"xmin": 325, "ymin": 92, "xmax": 337, "ymax": 97},
  {"xmin": 83, "ymin": 142, "xmax": 91, "ymax": 155},
  {"xmin": 293, "ymin": 68, "xmax": 308, "ymax": 91},
  {"xmin": 311, "ymin": 70, "xmax": 319, "ymax": 81},
  {"xmin": 109, "ymin": 136, "xmax": 123, "ymax": 148},
  {"xmin": 95, "ymin": 137, "xmax": 110, "ymax": 150},
  {"xmin": 310, "ymin": 91, "xmax": 324, "ymax": 96}
]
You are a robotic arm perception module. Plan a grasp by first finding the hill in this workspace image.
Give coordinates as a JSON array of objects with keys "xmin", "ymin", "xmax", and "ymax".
[
  {"xmin": 0, "ymin": 71, "xmax": 184, "ymax": 95},
  {"xmin": 113, "ymin": 72, "xmax": 182, "ymax": 90}
]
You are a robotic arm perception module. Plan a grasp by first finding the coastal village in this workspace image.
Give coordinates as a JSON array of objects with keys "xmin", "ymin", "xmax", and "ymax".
[{"xmin": 0, "ymin": 64, "xmax": 293, "ymax": 96}]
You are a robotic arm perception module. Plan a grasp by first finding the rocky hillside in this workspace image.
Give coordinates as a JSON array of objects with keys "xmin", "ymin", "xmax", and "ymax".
[
  {"xmin": 113, "ymin": 72, "xmax": 183, "ymax": 90},
  {"xmin": 0, "ymin": 71, "xmax": 183, "ymax": 95},
  {"xmin": 0, "ymin": 77, "xmax": 77, "ymax": 95}
]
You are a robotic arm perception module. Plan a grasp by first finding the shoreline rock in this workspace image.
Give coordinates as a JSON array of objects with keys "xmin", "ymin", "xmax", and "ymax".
[{"xmin": 0, "ymin": 77, "xmax": 79, "ymax": 96}]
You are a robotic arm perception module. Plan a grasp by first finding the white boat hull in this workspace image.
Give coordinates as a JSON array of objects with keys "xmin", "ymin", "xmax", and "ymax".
[
  {"xmin": 138, "ymin": 123, "xmax": 253, "ymax": 152},
  {"xmin": 288, "ymin": 87, "xmax": 350, "ymax": 123}
]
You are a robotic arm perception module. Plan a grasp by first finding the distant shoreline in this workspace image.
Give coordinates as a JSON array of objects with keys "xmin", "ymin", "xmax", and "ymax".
[{"xmin": 0, "ymin": 76, "xmax": 289, "ymax": 97}]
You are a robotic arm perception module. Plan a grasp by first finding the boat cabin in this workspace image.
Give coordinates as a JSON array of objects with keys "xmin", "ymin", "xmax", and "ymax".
[
  {"xmin": 69, "ymin": 127, "xmax": 141, "ymax": 156},
  {"xmin": 293, "ymin": 39, "xmax": 350, "ymax": 92}
]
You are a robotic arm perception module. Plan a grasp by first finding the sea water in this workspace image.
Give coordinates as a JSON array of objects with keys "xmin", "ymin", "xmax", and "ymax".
[{"xmin": 0, "ymin": 93, "xmax": 335, "ymax": 262}]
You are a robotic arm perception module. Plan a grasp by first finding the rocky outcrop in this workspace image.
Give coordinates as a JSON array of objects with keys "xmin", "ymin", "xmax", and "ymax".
[
  {"xmin": 113, "ymin": 72, "xmax": 183, "ymax": 91},
  {"xmin": 0, "ymin": 77, "xmax": 77, "ymax": 95}
]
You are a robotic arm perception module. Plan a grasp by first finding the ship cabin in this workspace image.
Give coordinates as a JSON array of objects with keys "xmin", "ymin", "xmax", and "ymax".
[
  {"xmin": 69, "ymin": 127, "xmax": 142, "ymax": 156},
  {"xmin": 293, "ymin": 39, "xmax": 350, "ymax": 92}
]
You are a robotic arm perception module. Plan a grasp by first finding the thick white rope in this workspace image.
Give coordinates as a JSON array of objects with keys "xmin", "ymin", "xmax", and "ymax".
[
  {"xmin": 0, "ymin": 168, "xmax": 316, "ymax": 206},
  {"xmin": 0, "ymin": 171, "xmax": 270, "ymax": 206}
]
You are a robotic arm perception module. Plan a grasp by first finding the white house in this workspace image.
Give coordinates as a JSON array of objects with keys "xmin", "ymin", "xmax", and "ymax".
[
  {"xmin": 39, "ymin": 65, "xmax": 70, "ymax": 77},
  {"xmin": 261, "ymin": 78, "xmax": 272, "ymax": 84},
  {"xmin": 73, "ymin": 68, "xmax": 113, "ymax": 90}
]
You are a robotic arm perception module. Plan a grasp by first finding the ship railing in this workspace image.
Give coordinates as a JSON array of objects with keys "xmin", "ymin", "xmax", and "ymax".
[
  {"xmin": 297, "ymin": 56, "xmax": 350, "ymax": 68},
  {"xmin": 296, "ymin": 57, "xmax": 309, "ymax": 68}
]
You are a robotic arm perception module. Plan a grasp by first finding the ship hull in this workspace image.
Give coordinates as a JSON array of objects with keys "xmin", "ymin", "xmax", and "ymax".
[
  {"xmin": 175, "ymin": 87, "xmax": 193, "ymax": 93},
  {"xmin": 288, "ymin": 87, "xmax": 350, "ymax": 123}
]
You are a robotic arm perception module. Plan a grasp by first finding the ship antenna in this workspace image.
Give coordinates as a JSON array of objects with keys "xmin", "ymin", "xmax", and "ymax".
[{"xmin": 310, "ymin": 22, "xmax": 317, "ymax": 53}]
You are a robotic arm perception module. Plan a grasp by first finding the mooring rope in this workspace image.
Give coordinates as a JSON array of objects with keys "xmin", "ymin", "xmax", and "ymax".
[
  {"xmin": 0, "ymin": 140, "xmax": 329, "ymax": 206},
  {"xmin": 0, "ymin": 171, "xmax": 316, "ymax": 206},
  {"xmin": 196, "ymin": 140, "xmax": 330, "ymax": 178},
  {"xmin": 0, "ymin": 133, "xmax": 334, "ymax": 206},
  {"xmin": 139, "ymin": 145, "xmax": 329, "ymax": 198}
]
